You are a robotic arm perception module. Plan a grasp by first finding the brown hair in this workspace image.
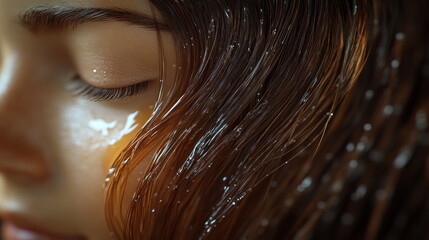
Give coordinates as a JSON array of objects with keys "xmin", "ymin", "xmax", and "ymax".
[{"xmin": 105, "ymin": 0, "xmax": 429, "ymax": 239}]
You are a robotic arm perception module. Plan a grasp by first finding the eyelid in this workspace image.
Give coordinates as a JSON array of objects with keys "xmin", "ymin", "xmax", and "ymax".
[{"xmin": 68, "ymin": 76, "xmax": 150, "ymax": 102}]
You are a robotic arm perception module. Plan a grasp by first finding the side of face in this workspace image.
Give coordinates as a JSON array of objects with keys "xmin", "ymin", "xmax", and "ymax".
[{"xmin": 0, "ymin": 0, "xmax": 176, "ymax": 239}]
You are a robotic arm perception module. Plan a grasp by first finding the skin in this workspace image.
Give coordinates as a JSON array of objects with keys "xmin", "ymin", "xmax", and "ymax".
[{"xmin": 0, "ymin": 0, "xmax": 176, "ymax": 239}]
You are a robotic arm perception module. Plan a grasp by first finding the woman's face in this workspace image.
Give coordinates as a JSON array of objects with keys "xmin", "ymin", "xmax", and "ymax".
[{"xmin": 0, "ymin": 0, "xmax": 175, "ymax": 239}]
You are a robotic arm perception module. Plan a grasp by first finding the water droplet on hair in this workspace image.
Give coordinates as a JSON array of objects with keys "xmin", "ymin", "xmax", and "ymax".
[
  {"xmin": 351, "ymin": 184, "xmax": 367, "ymax": 201},
  {"xmin": 356, "ymin": 142, "xmax": 366, "ymax": 152},
  {"xmin": 108, "ymin": 167, "xmax": 116, "ymax": 174},
  {"xmin": 365, "ymin": 89, "xmax": 374, "ymax": 100},
  {"xmin": 332, "ymin": 181, "xmax": 343, "ymax": 192},
  {"xmin": 261, "ymin": 219, "xmax": 269, "ymax": 226},
  {"xmin": 346, "ymin": 142, "xmax": 355, "ymax": 152},
  {"xmin": 383, "ymin": 105, "xmax": 394, "ymax": 115},
  {"xmin": 222, "ymin": 176, "xmax": 227, "ymax": 181},
  {"xmin": 353, "ymin": 0, "xmax": 358, "ymax": 15},
  {"xmin": 395, "ymin": 32, "xmax": 405, "ymax": 41},
  {"xmin": 363, "ymin": 123, "xmax": 372, "ymax": 131},
  {"xmin": 349, "ymin": 159, "xmax": 358, "ymax": 168},
  {"xmin": 391, "ymin": 59, "xmax": 400, "ymax": 68},
  {"xmin": 416, "ymin": 111, "xmax": 428, "ymax": 130},
  {"xmin": 394, "ymin": 149, "xmax": 411, "ymax": 169},
  {"xmin": 272, "ymin": 29, "xmax": 277, "ymax": 35},
  {"xmin": 297, "ymin": 177, "xmax": 313, "ymax": 192},
  {"xmin": 151, "ymin": 208, "xmax": 156, "ymax": 213}
]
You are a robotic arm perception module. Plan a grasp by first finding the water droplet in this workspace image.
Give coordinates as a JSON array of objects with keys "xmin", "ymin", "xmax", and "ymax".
[
  {"xmin": 297, "ymin": 177, "xmax": 313, "ymax": 192},
  {"xmin": 349, "ymin": 159, "xmax": 358, "ymax": 168},
  {"xmin": 351, "ymin": 184, "xmax": 367, "ymax": 201},
  {"xmin": 394, "ymin": 149, "xmax": 411, "ymax": 169},
  {"xmin": 151, "ymin": 208, "xmax": 156, "ymax": 213},
  {"xmin": 395, "ymin": 32, "xmax": 405, "ymax": 41},
  {"xmin": 108, "ymin": 168, "xmax": 116, "ymax": 174},
  {"xmin": 93, "ymin": 69, "xmax": 97, "ymax": 73},
  {"xmin": 356, "ymin": 142, "xmax": 366, "ymax": 152},
  {"xmin": 365, "ymin": 89, "xmax": 374, "ymax": 100},
  {"xmin": 272, "ymin": 29, "xmax": 277, "ymax": 35},
  {"xmin": 222, "ymin": 176, "xmax": 227, "ymax": 181},
  {"xmin": 332, "ymin": 181, "xmax": 343, "ymax": 192},
  {"xmin": 261, "ymin": 219, "xmax": 269, "ymax": 226},
  {"xmin": 416, "ymin": 111, "xmax": 428, "ymax": 130},
  {"xmin": 363, "ymin": 123, "xmax": 372, "ymax": 131},
  {"xmin": 353, "ymin": 0, "xmax": 358, "ymax": 15},
  {"xmin": 383, "ymin": 105, "xmax": 394, "ymax": 115},
  {"xmin": 391, "ymin": 59, "xmax": 400, "ymax": 68},
  {"xmin": 346, "ymin": 142, "xmax": 355, "ymax": 152}
]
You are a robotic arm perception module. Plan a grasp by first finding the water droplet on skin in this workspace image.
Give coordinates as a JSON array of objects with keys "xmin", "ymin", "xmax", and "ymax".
[
  {"xmin": 108, "ymin": 111, "xmax": 140, "ymax": 145},
  {"xmin": 93, "ymin": 69, "xmax": 97, "ymax": 73},
  {"xmin": 88, "ymin": 119, "xmax": 118, "ymax": 137}
]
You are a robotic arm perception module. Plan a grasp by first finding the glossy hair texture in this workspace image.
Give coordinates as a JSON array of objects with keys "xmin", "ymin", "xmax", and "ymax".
[{"xmin": 105, "ymin": 0, "xmax": 429, "ymax": 239}]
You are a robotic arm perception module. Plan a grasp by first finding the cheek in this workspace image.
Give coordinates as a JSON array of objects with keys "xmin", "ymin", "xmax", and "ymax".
[{"xmin": 53, "ymin": 98, "xmax": 154, "ymax": 231}]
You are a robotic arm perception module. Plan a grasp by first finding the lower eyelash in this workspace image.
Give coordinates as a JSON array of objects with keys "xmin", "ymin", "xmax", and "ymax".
[{"xmin": 68, "ymin": 76, "xmax": 150, "ymax": 102}]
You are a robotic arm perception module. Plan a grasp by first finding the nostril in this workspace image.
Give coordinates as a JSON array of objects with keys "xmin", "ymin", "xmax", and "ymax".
[{"xmin": 0, "ymin": 138, "xmax": 49, "ymax": 182}]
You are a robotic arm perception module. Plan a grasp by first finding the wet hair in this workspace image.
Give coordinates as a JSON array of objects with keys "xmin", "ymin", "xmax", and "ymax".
[{"xmin": 105, "ymin": 0, "xmax": 429, "ymax": 239}]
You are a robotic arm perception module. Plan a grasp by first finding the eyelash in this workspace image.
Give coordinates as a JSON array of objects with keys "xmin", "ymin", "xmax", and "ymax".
[{"xmin": 68, "ymin": 76, "xmax": 149, "ymax": 102}]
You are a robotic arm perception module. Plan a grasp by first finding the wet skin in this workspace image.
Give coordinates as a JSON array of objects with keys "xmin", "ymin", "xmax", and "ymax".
[{"xmin": 0, "ymin": 0, "xmax": 176, "ymax": 239}]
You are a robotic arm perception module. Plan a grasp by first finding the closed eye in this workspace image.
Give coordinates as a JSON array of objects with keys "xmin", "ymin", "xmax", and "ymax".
[{"xmin": 68, "ymin": 76, "xmax": 150, "ymax": 102}]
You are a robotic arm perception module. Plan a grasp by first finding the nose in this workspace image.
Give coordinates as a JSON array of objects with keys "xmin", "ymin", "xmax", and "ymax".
[{"xmin": 0, "ymin": 54, "xmax": 50, "ymax": 182}]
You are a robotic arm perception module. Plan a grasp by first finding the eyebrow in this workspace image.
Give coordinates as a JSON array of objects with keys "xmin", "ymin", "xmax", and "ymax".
[{"xmin": 20, "ymin": 6, "xmax": 168, "ymax": 32}]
